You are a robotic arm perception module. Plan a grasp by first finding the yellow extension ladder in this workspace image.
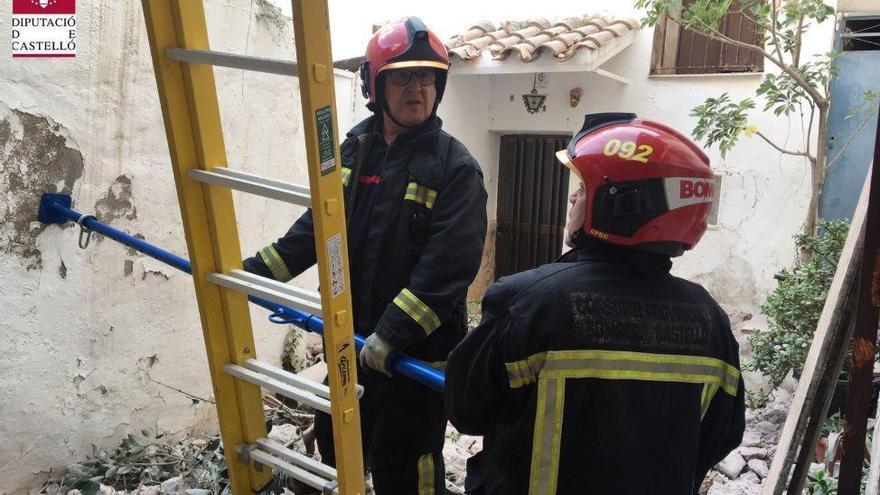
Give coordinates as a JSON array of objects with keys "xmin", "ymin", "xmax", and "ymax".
[{"xmin": 141, "ymin": 1, "xmax": 364, "ymax": 494}]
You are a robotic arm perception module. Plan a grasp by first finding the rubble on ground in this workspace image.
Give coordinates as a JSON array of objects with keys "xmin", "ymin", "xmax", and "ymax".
[
  {"xmin": 704, "ymin": 376, "xmax": 797, "ymax": 495},
  {"xmin": 443, "ymin": 424, "xmax": 483, "ymax": 493}
]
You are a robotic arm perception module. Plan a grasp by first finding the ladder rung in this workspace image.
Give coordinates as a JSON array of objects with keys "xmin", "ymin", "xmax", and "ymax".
[
  {"xmin": 189, "ymin": 167, "xmax": 311, "ymax": 207},
  {"xmin": 231, "ymin": 269, "xmax": 323, "ymax": 309},
  {"xmin": 207, "ymin": 270, "xmax": 322, "ymax": 315},
  {"xmin": 245, "ymin": 447, "xmax": 338, "ymax": 493},
  {"xmin": 256, "ymin": 438, "xmax": 338, "ymax": 480},
  {"xmin": 166, "ymin": 47, "xmax": 298, "ymax": 77},
  {"xmin": 244, "ymin": 359, "xmax": 365, "ymax": 400},
  {"xmin": 224, "ymin": 363, "xmax": 331, "ymax": 413}
]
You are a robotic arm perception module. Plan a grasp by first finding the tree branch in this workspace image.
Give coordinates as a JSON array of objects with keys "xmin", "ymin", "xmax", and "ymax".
[
  {"xmin": 793, "ymin": 13, "xmax": 805, "ymax": 69},
  {"xmin": 770, "ymin": 0, "xmax": 785, "ymax": 63},
  {"xmin": 806, "ymin": 102, "xmax": 816, "ymax": 157},
  {"xmin": 755, "ymin": 130, "xmax": 811, "ymax": 158}
]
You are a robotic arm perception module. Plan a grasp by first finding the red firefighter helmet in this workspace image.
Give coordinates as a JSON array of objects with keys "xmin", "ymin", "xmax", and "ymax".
[
  {"xmin": 557, "ymin": 113, "xmax": 715, "ymax": 256},
  {"xmin": 360, "ymin": 17, "xmax": 449, "ymax": 112}
]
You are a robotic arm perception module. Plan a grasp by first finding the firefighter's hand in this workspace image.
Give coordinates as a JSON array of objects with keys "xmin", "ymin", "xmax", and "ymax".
[{"xmin": 359, "ymin": 333, "xmax": 394, "ymax": 377}]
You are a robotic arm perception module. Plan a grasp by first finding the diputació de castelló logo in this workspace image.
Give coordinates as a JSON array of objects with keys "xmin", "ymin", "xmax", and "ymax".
[{"xmin": 12, "ymin": 0, "xmax": 77, "ymax": 58}]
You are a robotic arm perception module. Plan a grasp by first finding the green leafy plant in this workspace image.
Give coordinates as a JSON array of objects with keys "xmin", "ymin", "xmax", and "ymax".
[
  {"xmin": 747, "ymin": 219, "xmax": 849, "ymax": 387},
  {"xmin": 691, "ymin": 93, "xmax": 756, "ymax": 157},
  {"xmin": 635, "ymin": 0, "xmax": 879, "ymax": 236},
  {"xmin": 805, "ymin": 469, "xmax": 838, "ymax": 495},
  {"xmin": 745, "ymin": 389, "xmax": 772, "ymax": 409}
]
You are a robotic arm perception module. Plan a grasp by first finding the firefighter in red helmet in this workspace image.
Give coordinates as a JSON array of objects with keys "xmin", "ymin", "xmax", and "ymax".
[
  {"xmin": 244, "ymin": 16, "xmax": 487, "ymax": 494},
  {"xmin": 445, "ymin": 113, "xmax": 744, "ymax": 495}
]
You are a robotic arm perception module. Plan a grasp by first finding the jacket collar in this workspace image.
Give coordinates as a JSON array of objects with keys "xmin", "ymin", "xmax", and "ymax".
[
  {"xmin": 561, "ymin": 241, "xmax": 673, "ymax": 280},
  {"xmin": 346, "ymin": 115, "xmax": 446, "ymax": 189},
  {"xmin": 347, "ymin": 114, "xmax": 442, "ymax": 147}
]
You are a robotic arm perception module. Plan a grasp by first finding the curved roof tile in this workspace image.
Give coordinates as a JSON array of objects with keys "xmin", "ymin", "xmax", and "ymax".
[{"xmin": 446, "ymin": 14, "xmax": 639, "ymax": 64}]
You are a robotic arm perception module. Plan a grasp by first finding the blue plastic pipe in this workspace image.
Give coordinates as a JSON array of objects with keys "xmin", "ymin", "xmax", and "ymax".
[{"xmin": 38, "ymin": 193, "xmax": 445, "ymax": 392}]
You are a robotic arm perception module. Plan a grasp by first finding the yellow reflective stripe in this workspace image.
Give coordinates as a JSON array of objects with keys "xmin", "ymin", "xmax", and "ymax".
[
  {"xmin": 505, "ymin": 352, "xmax": 548, "ymax": 388},
  {"xmin": 341, "ymin": 166, "xmax": 352, "ymax": 186},
  {"xmin": 529, "ymin": 377, "xmax": 565, "ymax": 495},
  {"xmin": 417, "ymin": 452, "xmax": 435, "ymax": 495},
  {"xmin": 258, "ymin": 245, "xmax": 292, "ymax": 282},
  {"xmin": 405, "ymin": 181, "xmax": 437, "ymax": 209},
  {"xmin": 505, "ymin": 350, "xmax": 739, "ymax": 396},
  {"xmin": 548, "ymin": 378, "xmax": 565, "ymax": 494},
  {"xmin": 393, "ymin": 288, "xmax": 441, "ymax": 334},
  {"xmin": 701, "ymin": 383, "xmax": 720, "ymax": 420}
]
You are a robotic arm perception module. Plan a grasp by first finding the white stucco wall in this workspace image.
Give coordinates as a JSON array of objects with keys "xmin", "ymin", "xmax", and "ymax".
[{"xmin": 0, "ymin": 1, "xmax": 357, "ymax": 491}]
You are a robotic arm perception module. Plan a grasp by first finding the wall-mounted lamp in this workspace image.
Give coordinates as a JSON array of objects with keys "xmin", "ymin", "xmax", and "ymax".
[
  {"xmin": 522, "ymin": 74, "xmax": 547, "ymax": 114},
  {"xmin": 570, "ymin": 87, "xmax": 584, "ymax": 108}
]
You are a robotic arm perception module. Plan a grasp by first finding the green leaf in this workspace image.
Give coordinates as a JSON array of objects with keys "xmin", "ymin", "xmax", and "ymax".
[{"xmin": 689, "ymin": 93, "xmax": 755, "ymax": 157}]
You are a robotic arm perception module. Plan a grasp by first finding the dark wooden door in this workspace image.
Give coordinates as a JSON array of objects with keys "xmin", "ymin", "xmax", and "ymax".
[{"xmin": 495, "ymin": 134, "xmax": 570, "ymax": 279}]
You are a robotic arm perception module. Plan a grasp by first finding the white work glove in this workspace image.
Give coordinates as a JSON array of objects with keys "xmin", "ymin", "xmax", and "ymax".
[{"xmin": 359, "ymin": 333, "xmax": 394, "ymax": 377}]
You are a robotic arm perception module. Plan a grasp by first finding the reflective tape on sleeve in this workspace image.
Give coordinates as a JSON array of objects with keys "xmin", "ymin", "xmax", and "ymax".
[
  {"xmin": 258, "ymin": 245, "xmax": 293, "ymax": 282},
  {"xmin": 393, "ymin": 288, "xmax": 442, "ymax": 335},
  {"xmin": 405, "ymin": 181, "xmax": 437, "ymax": 209}
]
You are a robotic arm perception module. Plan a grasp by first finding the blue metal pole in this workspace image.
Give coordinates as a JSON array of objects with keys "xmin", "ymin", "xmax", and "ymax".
[{"xmin": 38, "ymin": 194, "xmax": 445, "ymax": 392}]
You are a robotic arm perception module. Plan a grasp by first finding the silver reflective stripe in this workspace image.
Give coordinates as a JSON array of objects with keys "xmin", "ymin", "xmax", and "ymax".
[
  {"xmin": 505, "ymin": 352, "xmax": 548, "ymax": 388},
  {"xmin": 258, "ymin": 245, "xmax": 293, "ymax": 282},
  {"xmin": 417, "ymin": 452, "xmax": 435, "ymax": 495},
  {"xmin": 393, "ymin": 288, "xmax": 441, "ymax": 335},
  {"xmin": 529, "ymin": 377, "xmax": 565, "ymax": 495},
  {"xmin": 405, "ymin": 181, "xmax": 437, "ymax": 209},
  {"xmin": 517, "ymin": 350, "xmax": 740, "ymax": 493},
  {"xmin": 701, "ymin": 383, "xmax": 719, "ymax": 420},
  {"xmin": 541, "ymin": 357, "xmax": 737, "ymax": 392},
  {"xmin": 505, "ymin": 350, "xmax": 739, "ymax": 397}
]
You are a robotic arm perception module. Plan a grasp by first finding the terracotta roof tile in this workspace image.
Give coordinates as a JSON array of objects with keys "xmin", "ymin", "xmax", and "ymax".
[{"xmin": 446, "ymin": 14, "xmax": 639, "ymax": 64}]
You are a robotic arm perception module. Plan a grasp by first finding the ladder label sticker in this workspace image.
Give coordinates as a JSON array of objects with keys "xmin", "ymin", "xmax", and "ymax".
[
  {"xmin": 316, "ymin": 106, "xmax": 336, "ymax": 176},
  {"xmin": 327, "ymin": 233, "xmax": 345, "ymax": 297},
  {"xmin": 337, "ymin": 340, "xmax": 352, "ymax": 393}
]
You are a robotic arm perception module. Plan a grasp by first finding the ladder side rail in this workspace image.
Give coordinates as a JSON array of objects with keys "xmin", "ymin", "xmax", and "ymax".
[
  {"xmin": 290, "ymin": 1, "xmax": 365, "ymax": 493},
  {"xmin": 141, "ymin": 2, "xmax": 270, "ymax": 491}
]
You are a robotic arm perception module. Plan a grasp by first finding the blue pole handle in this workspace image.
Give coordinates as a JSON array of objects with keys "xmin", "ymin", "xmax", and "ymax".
[{"xmin": 39, "ymin": 194, "xmax": 445, "ymax": 393}]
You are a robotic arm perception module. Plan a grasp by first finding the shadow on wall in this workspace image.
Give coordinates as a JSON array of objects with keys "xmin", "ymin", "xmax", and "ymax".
[
  {"xmin": 689, "ymin": 254, "xmax": 759, "ymax": 310},
  {"xmin": 0, "ymin": 103, "xmax": 84, "ymax": 270}
]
